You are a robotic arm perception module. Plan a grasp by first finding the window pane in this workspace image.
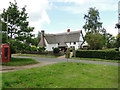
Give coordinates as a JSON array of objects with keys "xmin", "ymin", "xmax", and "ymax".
[
  {"xmin": 4, "ymin": 48, "xmax": 8, "ymax": 60},
  {"xmin": 74, "ymin": 42, "xmax": 76, "ymax": 44}
]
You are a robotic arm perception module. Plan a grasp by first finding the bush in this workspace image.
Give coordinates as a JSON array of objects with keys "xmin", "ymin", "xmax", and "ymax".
[
  {"xmin": 65, "ymin": 48, "xmax": 70, "ymax": 58},
  {"xmin": 70, "ymin": 47, "xmax": 75, "ymax": 52},
  {"xmin": 31, "ymin": 45, "xmax": 37, "ymax": 51},
  {"xmin": 38, "ymin": 46, "xmax": 46, "ymax": 52},
  {"xmin": 10, "ymin": 45, "xmax": 16, "ymax": 54},
  {"xmin": 83, "ymin": 45, "xmax": 90, "ymax": 50},
  {"xmin": 76, "ymin": 50, "xmax": 120, "ymax": 60},
  {"xmin": 53, "ymin": 48, "xmax": 60, "ymax": 54},
  {"xmin": 25, "ymin": 46, "xmax": 31, "ymax": 51}
]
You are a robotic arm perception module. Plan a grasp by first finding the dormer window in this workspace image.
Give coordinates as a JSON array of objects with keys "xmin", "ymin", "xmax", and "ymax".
[{"xmin": 58, "ymin": 43, "xmax": 60, "ymax": 45}]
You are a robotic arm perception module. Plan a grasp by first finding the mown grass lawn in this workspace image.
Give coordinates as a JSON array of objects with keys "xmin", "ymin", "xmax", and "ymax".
[
  {"xmin": 2, "ymin": 62, "xmax": 118, "ymax": 88},
  {"xmin": 2, "ymin": 57, "xmax": 39, "ymax": 66},
  {"xmin": 13, "ymin": 54, "xmax": 59, "ymax": 58},
  {"xmin": 71, "ymin": 57, "xmax": 120, "ymax": 63}
]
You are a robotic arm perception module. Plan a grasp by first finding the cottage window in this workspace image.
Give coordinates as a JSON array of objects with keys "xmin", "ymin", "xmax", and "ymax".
[
  {"xmin": 70, "ymin": 42, "xmax": 71, "ymax": 45},
  {"xmin": 74, "ymin": 42, "xmax": 76, "ymax": 45},
  {"xmin": 58, "ymin": 43, "xmax": 60, "ymax": 45}
]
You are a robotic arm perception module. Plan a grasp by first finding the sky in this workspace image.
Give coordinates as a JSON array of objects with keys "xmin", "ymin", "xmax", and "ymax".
[{"xmin": 0, "ymin": 0, "xmax": 119, "ymax": 37}]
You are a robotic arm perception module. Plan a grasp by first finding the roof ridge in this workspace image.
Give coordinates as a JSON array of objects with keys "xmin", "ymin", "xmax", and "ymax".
[{"xmin": 45, "ymin": 30, "xmax": 81, "ymax": 36}]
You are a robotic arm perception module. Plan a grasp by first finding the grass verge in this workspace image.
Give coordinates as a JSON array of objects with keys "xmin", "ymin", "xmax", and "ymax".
[
  {"xmin": 2, "ymin": 57, "xmax": 39, "ymax": 66},
  {"xmin": 13, "ymin": 54, "xmax": 59, "ymax": 58},
  {"xmin": 71, "ymin": 57, "xmax": 120, "ymax": 63},
  {"xmin": 2, "ymin": 62, "xmax": 118, "ymax": 88}
]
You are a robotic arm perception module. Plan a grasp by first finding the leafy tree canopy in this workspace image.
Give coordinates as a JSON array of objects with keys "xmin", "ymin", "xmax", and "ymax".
[
  {"xmin": 83, "ymin": 7, "xmax": 116, "ymax": 49},
  {"xmin": 83, "ymin": 7, "xmax": 103, "ymax": 33},
  {"xmin": 85, "ymin": 32, "xmax": 104, "ymax": 50},
  {"xmin": 1, "ymin": 1, "xmax": 34, "ymax": 43}
]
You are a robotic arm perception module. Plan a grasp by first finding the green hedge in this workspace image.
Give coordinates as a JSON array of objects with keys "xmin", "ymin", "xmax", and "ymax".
[{"xmin": 76, "ymin": 50, "xmax": 120, "ymax": 60}]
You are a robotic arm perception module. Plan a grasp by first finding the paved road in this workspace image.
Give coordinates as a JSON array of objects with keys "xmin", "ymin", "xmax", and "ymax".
[{"xmin": 13, "ymin": 56, "xmax": 119, "ymax": 66}]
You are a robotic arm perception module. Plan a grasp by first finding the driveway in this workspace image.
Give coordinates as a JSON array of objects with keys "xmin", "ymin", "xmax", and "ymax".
[{"xmin": 13, "ymin": 56, "xmax": 118, "ymax": 66}]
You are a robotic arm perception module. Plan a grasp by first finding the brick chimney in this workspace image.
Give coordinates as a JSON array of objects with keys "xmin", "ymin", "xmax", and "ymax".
[
  {"xmin": 41, "ymin": 30, "xmax": 45, "ymax": 38},
  {"xmin": 38, "ymin": 30, "xmax": 46, "ymax": 47},
  {"xmin": 67, "ymin": 29, "xmax": 70, "ymax": 34},
  {"xmin": 67, "ymin": 29, "xmax": 70, "ymax": 32}
]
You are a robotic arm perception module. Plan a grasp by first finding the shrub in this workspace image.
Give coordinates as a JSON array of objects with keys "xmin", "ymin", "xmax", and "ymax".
[
  {"xmin": 31, "ymin": 45, "xmax": 37, "ymax": 51},
  {"xmin": 10, "ymin": 45, "xmax": 16, "ymax": 54},
  {"xmin": 76, "ymin": 50, "xmax": 120, "ymax": 60},
  {"xmin": 38, "ymin": 46, "xmax": 46, "ymax": 52},
  {"xmin": 65, "ymin": 48, "xmax": 70, "ymax": 58},
  {"xmin": 70, "ymin": 47, "xmax": 75, "ymax": 52},
  {"xmin": 25, "ymin": 46, "xmax": 31, "ymax": 51},
  {"xmin": 53, "ymin": 48, "xmax": 60, "ymax": 54},
  {"xmin": 83, "ymin": 45, "xmax": 89, "ymax": 50}
]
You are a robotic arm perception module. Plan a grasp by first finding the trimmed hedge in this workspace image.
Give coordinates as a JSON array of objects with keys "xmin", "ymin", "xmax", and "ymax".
[{"xmin": 76, "ymin": 50, "xmax": 120, "ymax": 60}]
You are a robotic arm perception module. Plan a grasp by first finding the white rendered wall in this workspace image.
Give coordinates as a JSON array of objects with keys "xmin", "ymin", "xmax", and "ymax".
[
  {"xmin": 79, "ymin": 32, "xmax": 84, "ymax": 42},
  {"xmin": 65, "ymin": 34, "xmax": 84, "ymax": 50},
  {"xmin": 44, "ymin": 38, "xmax": 58, "ymax": 51},
  {"xmin": 66, "ymin": 42, "xmax": 83, "ymax": 50}
]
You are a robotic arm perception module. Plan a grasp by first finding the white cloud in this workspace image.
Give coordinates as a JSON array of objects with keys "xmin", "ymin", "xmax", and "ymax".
[
  {"xmin": 0, "ymin": 0, "xmax": 51, "ymax": 35},
  {"xmin": 0, "ymin": 0, "xmax": 118, "ymax": 36},
  {"xmin": 29, "ymin": 9, "xmax": 50, "ymax": 35},
  {"xmin": 39, "ymin": 10, "xmax": 50, "ymax": 24},
  {"xmin": 17, "ymin": 0, "xmax": 51, "ymax": 35}
]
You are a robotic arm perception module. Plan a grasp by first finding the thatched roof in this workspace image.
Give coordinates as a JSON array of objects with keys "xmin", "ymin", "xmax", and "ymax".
[{"xmin": 45, "ymin": 30, "xmax": 82, "ymax": 45}]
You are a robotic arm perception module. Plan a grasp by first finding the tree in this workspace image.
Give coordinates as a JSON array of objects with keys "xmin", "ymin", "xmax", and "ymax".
[
  {"xmin": 37, "ymin": 31, "xmax": 41, "ymax": 43},
  {"xmin": 116, "ymin": 34, "xmax": 120, "ymax": 48},
  {"xmin": 31, "ymin": 31, "xmax": 41, "ymax": 46},
  {"xmin": 0, "ymin": 15, "xmax": 2, "ymax": 45},
  {"xmin": 105, "ymin": 33, "xmax": 116, "ymax": 48},
  {"xmin": 83, "ymin": 7, "xmax": 116, "ymax": 49},
  {"xmin": 1, "ymin": 1, "xmax": 34, "ymax": 43},
  {"xmin": 85, "ymin": 32, "xmax": 104, "ymax": 50},
  {"xmin": 115, "ymin": 23, "xmax": 120, "ymax": 51},
  {"xmin": 83, "ymin": 7, "xmax": 103, "ymax": 33},
  {"xmin": 2, "ymin": 22, "xmax": 7, "ymax": 43},
  {"xmin": 1, "ymin": 1, "xmax": 35, "ymax": 54},
  {"xmin": 101, "ymin": 28, "xmax": 116, "ymax": 48}
]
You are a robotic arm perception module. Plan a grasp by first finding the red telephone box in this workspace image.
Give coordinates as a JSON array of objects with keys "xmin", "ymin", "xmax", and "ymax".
[{"xmin": 1, "ymin": 44, "xmax": 10, "ymax": 62}]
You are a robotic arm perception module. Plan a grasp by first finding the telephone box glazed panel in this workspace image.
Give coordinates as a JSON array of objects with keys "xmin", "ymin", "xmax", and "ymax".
[{"xmin": 1, "ymin": 44, "xmax": 10, "ymax": 62}]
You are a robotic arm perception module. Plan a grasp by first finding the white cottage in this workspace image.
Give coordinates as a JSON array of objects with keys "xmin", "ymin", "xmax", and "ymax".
[{"xmin": 38, "ymin": 29, "xmax": 86, "ymax": 51}]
